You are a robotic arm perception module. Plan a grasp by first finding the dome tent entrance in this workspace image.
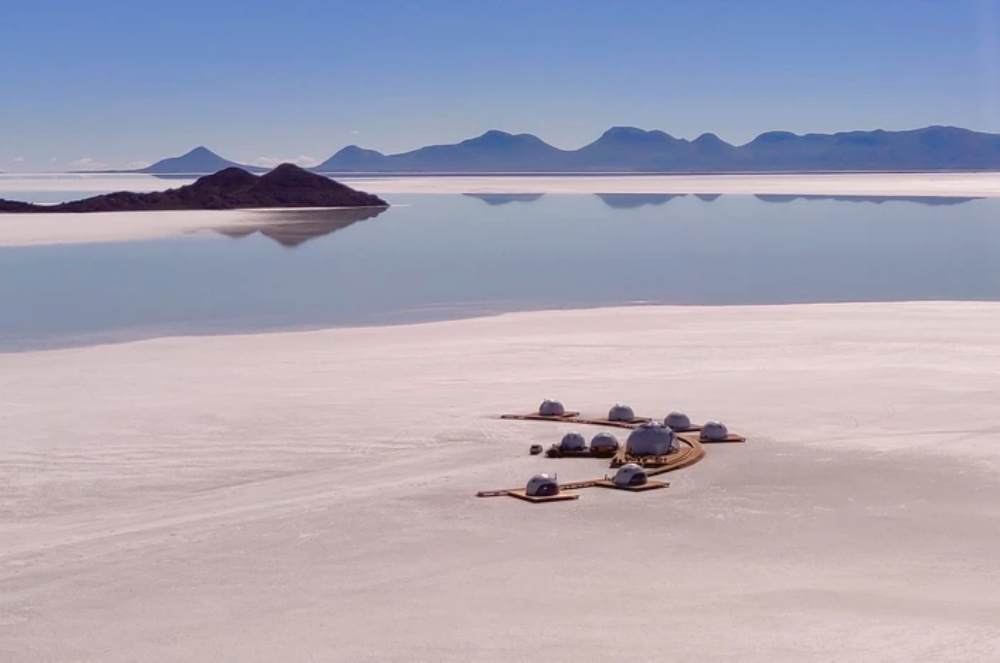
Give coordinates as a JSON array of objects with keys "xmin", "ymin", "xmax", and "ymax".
[
  {"xmin": 547, "ymin": 431, "xmax": 592, "ymax": 457},
  {"xmin": 613, "ymin": 463, "xmax": 648, "ymax": 487},
  {"xmin": 526, "ymin": 474, "xmax": 560, "ymax": 497},
  {"xmin": 590, "ymin": 432, "xmax": 620, "ymax": 457}
]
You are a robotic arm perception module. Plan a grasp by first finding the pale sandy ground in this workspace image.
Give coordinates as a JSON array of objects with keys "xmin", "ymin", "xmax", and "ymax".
[
  {"xmin": 2, "ymin": 302, "xmax": 999, "ymax": 662},
  {"xmin": 2, "ymin": 172, "xmax": 1000, "ymax": 247}
]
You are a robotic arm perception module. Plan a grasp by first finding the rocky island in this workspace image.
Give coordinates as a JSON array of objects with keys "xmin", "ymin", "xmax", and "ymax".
[{"xmin": 0, "ymin": 163, "xmax": 388, "ymax": 213}]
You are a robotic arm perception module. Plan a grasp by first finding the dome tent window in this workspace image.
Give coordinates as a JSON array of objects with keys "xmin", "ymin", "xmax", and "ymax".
[
  {"xmin": 625, "ymin": 421, "xmax": 677, "ymax": 457},
  {"xmin": 608, "ymin": 404, "xmax": 635, "ymax": 422}
]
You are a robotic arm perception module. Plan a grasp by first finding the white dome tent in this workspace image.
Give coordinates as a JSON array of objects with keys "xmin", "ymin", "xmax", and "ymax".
[
  {"xmin": 608, "ymin": 404, "xmax": 635, "ymax": 422},
  {"xmin": 701, "ymin": 421, "xmax": 729, "ymax": 442},
  {"xmin": 664, "ymin": 411, "xmax": 692, "ymax": 432},
  {"xmin": 613, "ymin": 463, "xmax": 649, "ymax": 487},
  {"xmin": 525, "ymin": 474, "xmax": 560, "ymax": 497},
  {"xmin": 558, "ymin": 432, "xmax": 587, "ymax": 452},
  {"xmin": 590, "ymin": 432, "xmax": 620, "ymax": 455},
  {"xmin": 625, "ymin": 421, "xmax": 677, "ymax": 457},
  {"xmin": 538, "ymin": 399, "xmax": 566, "ymax": 417}
]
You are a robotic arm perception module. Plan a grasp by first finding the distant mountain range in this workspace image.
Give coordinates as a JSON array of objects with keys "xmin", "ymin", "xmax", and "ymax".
[
  {"xmin": 131, "ymin": 125, "xmax": 1000, "ymax": 174},
  {"xmin": 137, "ymin": 146, "xmax": 268, "ymax": 174}
]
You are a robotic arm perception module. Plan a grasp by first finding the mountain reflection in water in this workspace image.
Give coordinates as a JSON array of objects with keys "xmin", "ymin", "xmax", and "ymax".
[
  {"xmin": 753, "ymin": 194, "xmax": 981, "ymax": 206},
  {"xmin": 465, "ymin": 191, "xmax": 982, "ymax": 209},
  {"xmin": 463, "ymin": 193, "xmax": 546, "ymax": 206}
]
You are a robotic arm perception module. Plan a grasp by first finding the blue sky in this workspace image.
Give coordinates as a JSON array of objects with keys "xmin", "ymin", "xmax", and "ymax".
[{"xmin": 1, "ymin": 0, "xmax": 998, "ymax": 170}]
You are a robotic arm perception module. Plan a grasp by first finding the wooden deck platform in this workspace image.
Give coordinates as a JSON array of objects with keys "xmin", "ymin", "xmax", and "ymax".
[
  {"xmin": 476, "ymin": 480, "xmax": 600, "ymax": 498},
  {"xmin": 500, "ymin": 411, "xmax": 581, "ymax": 422},
  {"xmin": 545, "ymin": 448, "xmax": 596, "ymax": 459},
  {"xmin": 676, "ymin": 431, "xmax": 746, "ymax": 444},
  {"xmin": 594, "ymin": 479, "xmax": 669, "ymax": 492},
  {"xmin": 610, "ymin": 436, "xmax": 706, "ymax": 474},
  {"xmin": 564, "ymin": 416, "xmax": 650, "ymax": 430},
  {"xmin": 507, "ymin": 489, "xmax": 581, "ymax": 503}
]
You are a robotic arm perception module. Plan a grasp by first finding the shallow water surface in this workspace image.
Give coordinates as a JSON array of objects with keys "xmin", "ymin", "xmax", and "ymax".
[{"xmin": 1, "ymin": 191, "xmax": 999, "ymax": 350}]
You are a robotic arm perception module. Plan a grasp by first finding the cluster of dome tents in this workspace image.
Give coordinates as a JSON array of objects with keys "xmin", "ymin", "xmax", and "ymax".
[
  {"xmin": 539, "ymin": 401, "xmax": 734, "ymax": 460},
  {"xmin": 483, "ymin": 399, "xmax": 745, "ymax": 503}
]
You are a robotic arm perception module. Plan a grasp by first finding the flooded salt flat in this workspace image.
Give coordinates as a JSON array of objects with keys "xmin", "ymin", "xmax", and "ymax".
[{"xmin": 1, "ymin": 189, "xmax": 999, "ymax": 350}]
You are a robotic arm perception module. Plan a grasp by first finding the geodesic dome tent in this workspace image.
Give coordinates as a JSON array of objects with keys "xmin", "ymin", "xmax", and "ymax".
[
  {"xmin": 664, "ymin": 411, "xmax": 692, "ymax": 432},
  {"xmin": 608, "ymin": 404, "xmax": 635, "ymax": 422},
  {"xmin": 538, "ymin": 399, "xmax": 566, "ymax": 416},
  {"xmin": 558, "ymin": 432, "xmax": 587, "ymax": 452},
  {"xmin": 526, "ymin": 474, "xmax": 560, "ymax": 497},
  {"xmin": 590, "ymin": 432, "xmax": 620, "ymax": 454},
  {"xmin": 613, "ymin": 463, "xmax": 649, "ymax": 487},
  {"xmin": 625, "ymin": 421, "xmax": 677, "ymax": 456},
  {"xmin": 700, "ymin": 421, "xmax": 729, "ymax": 441}
]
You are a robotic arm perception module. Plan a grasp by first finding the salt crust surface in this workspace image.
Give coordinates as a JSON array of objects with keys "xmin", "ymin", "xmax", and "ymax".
[{"xmin": 2, "ymin": 302, "xmax": 999, "ymax": 661}]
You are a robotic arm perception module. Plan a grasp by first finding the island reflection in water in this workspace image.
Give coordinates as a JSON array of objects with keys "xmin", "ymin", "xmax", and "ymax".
[{"xmin": 210, "ymin": 207, "xmax": 388, "ymax": 248}]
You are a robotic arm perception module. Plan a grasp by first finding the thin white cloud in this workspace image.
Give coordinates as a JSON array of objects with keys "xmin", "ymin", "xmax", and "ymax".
[
  {"xmin": 71, "ymin": 157, "xmax": 109, "ymax": 170},
  {"xmin": 252, "ymin": 155, "xmax": 320, "ymax": 168},
  {"xmin": 292, "ymin": 155, "xmax": 320, "ymax": 167},
  {"xmin": 350, "ymin": 130, "xmax": 361, "ymax": 135},
  {"xmin": 13, "ymin": 157, "xmax": 24, "ymax": 162},
  {"xmin": 50, "ymin": 158, "xmax": 59, "ymax": 163},
  {"xmin": 253, "ymin": 156, "xmax": 281, "ymax": 168},
  {"xmin": 126, "ymin": 160, "xmax": 151, "ymax": 170}
]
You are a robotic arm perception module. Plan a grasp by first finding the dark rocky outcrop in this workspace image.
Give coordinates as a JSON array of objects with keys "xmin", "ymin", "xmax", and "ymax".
[{"xmin": 0, "ymin": 164, "xmax": 388, "ymax": 213}]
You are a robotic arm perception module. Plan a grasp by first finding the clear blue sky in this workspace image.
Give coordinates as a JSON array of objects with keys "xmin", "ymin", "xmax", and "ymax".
[{"xmin": 2, "ymin": 0, "xmax": 999, "ymax": 170}]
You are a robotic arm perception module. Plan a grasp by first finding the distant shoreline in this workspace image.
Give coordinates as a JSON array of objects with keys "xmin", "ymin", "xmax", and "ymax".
[
  {"xmin": 1, "ymin": 172, "xmax": 999, "ymax": 249},
  {"xmin": 56, "ymin": 167, "xmax": 1000, "ymax": 177},
  {"xmin": 339, "ymin": 172, "xmax": 1000, "ymax": 198}
]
